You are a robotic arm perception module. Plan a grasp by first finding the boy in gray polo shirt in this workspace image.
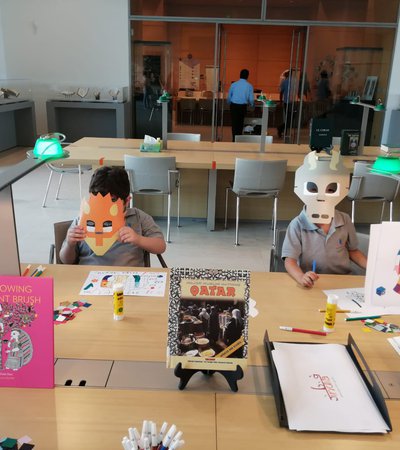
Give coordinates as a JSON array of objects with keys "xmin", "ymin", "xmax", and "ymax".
[
  {"xmin": 282, "ymin": 151, "xmax": 367, "ymax": 288},
  {"xmin": 60, "ymin": 166, "xmax": 166, "ymax": 266}
]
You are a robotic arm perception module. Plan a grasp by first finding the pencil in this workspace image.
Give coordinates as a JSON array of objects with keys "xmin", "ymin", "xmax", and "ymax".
[
  {"xmin": 345, "ymin": 315, "xmax": 381, "ymax": 322},
  {"xmin": 35, "ymin": 267, "xmax": 46, "ymax": 277},
  {"xmin": 30, "ymin": 265, "xmax": 41, "ymax": 277},
  {"xmin": 318, "ymin": 309, "xmax": 354, "ymax": 313},
  {"xmin": 22, "ymin": 264, "xmax": 31, "ymax": 277}
]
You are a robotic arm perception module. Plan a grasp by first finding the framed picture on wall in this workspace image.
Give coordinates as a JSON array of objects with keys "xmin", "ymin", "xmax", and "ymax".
[{"xmin": 361, "ymin": 76, "xmax": 378, "ymax": 101}]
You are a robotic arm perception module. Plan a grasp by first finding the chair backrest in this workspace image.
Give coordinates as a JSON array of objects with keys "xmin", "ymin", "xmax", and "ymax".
[
  {"xmin": 350, "ymin": 232, "xmax": 369, "ymax": 275},
  {"xmin": 235, "ymin": 135, "xmax": 273, "ymax": 144},
  {"xmin": 53, "ymin": 220, "xmax": 73, "ymax": 264},
  {"xmin": 201, "ymin": 90, "xmax": 213, "ymax": 98},
  {"xmin": 179, "ymin": 98, "xmax": 197, "ymax": 111},
  {"xmin": 348, "ymin": 161, "xmax": 400, "ymax": 201},
  {"xmin": 232, "ymin": 158, "xmax": 287, "ymax": 195},
  {"xmin": 167, "ymin": 132, "xmax": 201, "ymax": 142},
  {"xmin": 269, "ymin": 228, "xmax": 287, "ymax": 272},
  {"xmin": 124, "ymin": 155, "xmax": 177, "ymax": 194}
]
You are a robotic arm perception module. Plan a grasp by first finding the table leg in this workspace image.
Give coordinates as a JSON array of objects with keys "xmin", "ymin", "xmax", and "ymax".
[{"xmin": 207, "ymin": 168, "xmax": 217, "ymax": 231}]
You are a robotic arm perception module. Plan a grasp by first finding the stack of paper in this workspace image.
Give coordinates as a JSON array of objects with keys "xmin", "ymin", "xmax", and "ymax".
[{"xmin": 272, "ymin": 342, "xmax": 389, "ymax": 433}]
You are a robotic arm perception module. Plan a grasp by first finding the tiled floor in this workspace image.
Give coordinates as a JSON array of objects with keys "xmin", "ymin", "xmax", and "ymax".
[{"xmin": 2, "ymin": 147, "xmax": 276, "ymax": 271}]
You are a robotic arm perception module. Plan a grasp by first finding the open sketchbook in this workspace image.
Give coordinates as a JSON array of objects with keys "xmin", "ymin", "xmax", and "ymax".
[{"xmin": 264, "ymin": 332, "xmax": 391, "ymax": 433}]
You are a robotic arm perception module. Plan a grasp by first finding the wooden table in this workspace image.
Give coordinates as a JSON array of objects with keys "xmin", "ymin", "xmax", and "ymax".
[
  {"xmin": 2, "ymin": 264, "xmax": 399, "ymax": 449},
  {"xmin": 65, "ymin": 138, "xmax": 383, "ymax": 230}
]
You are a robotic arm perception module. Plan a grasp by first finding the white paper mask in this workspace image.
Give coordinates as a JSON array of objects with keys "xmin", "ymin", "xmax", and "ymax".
[{"xmin": 294, "ymin": 150, "xmax": 350, "ymax": 224}]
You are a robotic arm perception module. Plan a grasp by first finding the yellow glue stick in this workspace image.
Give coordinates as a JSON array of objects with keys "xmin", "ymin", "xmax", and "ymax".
[
  {"xmin": 113, "ymin": 283, "xmax": 124, "ymax": 321},
  {"xmin": 323, "ymin": 294, "xmax": 338, "ymax": 332}
]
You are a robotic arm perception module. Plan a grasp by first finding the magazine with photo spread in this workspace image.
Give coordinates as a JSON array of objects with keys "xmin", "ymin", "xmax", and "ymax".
[{"xmin": 167, "ymin": 267, "xmax": 250, "ymax": 371}]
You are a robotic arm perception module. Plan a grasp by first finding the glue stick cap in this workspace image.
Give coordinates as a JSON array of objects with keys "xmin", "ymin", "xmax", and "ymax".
[
  {"xmin": 327, "ymin": 294, "xmax": 338, "ymax": 305},
  {"xmin": 113, "ymin": 282, "xmax": 124, "ymax": 293}
]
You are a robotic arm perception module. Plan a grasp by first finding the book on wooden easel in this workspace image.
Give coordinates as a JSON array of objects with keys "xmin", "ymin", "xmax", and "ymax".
[{"xmin": 167, "ymin": 267, "xmax": 250, "ymax": 372}]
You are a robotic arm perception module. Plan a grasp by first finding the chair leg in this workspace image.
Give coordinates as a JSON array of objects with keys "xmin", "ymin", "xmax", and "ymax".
[
  {"xmin": 224, "ymin": 188, "xmax": 230, "ymax": 229},
  {"xmin": 351, "ymin": 200, "xmax": 355, "ymax": 223},
  {"xmin": 55, "ymin": 173, "xmax": 63, "ymax": 200},
  {"xmin": 42, "ymin": 170, "xmax": 54, "ymax": 207},
  {"xmin": 177, "ymin": 173, "xmax": 181, "ymax": 228},
  {"xmin": 272, "ymin": 196, "xmax": 278, "ymax": 249},
  {"xmin": 167, "ymin": 193, "xmax": 171, "ymax": 243},
  {"xmin": 380, "ymin": 202, "xmax": 385, "ymax": 223},
  {"xmin": 235, "ymin": 195, "xmax": 240, "ymax": 246}
]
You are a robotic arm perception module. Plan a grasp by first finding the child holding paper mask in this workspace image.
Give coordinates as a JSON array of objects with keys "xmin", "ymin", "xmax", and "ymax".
[
  {"xmin": 60, "ymin": 166, "xmax": 166, "ymax": 266},
  {"xmin": 282, "ymin": 151, "xmax": 367, "ymax": 288}
]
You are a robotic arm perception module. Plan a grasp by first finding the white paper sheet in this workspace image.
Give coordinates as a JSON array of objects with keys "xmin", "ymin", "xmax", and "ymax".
[
  {"xmin": 79, "ymin": 270, "xmax": 167, "ymax": 297},
  {"xmin": 323, "ymin": 287, "xmax": 400, "ymax": 317},
  {"xmin": 272, "ymin": 342, "xmax": 389, "ymax": 433},
  {"xmin": 388, "ymin": 336, "xmax": 400, "ymax": 356},
  {"xmin": 364, "ymin": 222, "xmax": 400, "ymax": 313}
]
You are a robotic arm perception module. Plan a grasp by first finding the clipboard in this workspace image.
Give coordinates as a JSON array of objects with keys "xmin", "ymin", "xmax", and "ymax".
[{"xmin": 264, "ymin": 330, "xmax": 392, "ymax": 432}]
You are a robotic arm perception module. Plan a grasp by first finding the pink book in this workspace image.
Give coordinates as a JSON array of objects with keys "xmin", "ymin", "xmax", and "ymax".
[{"xmin": 0, "ymin": 275, "xmax": 54, "ymax": 388}]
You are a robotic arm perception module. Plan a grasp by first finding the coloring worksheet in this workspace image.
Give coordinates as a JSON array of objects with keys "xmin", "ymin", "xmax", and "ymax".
[
  {"xmin": 365, "ymin": 222, "xmax": 400, "ymax": 313},
  {"xmin": 79, "ymin": 271, "xmax": 167, "ymax": 297}
]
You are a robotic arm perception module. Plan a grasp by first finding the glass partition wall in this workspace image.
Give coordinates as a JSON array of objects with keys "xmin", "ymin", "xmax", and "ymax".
[{"xmin": 130, "ymin": 2, "xmax": 398, "ymax": 144}]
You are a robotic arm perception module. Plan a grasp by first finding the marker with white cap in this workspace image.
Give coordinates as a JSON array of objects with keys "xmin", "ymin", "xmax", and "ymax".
[
  {"xmin": 158, "ymin": 422, "xmax": 168, "ymax": 444},
  {"xmin": 170, "ymin": 439, "xmax": 185, "ymax": 450},
  {"xmin": 159, "ymin": 424, "xmax": 176, "ymax": 450}
]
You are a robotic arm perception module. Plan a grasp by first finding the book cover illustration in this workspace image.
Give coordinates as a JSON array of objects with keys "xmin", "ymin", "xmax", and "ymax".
[
  {"xmin": 0, "ymin": 276, "xmax": 54, "ymax": 388},
  {"xmin": 167, "ymin": 268, "xmax": 250, "ymax": 371}
]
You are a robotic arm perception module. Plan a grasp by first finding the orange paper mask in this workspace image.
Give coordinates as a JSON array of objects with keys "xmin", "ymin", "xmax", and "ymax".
[{"xmin": 79, "ymin": 193, "xmax": 125, "ymax": 256}]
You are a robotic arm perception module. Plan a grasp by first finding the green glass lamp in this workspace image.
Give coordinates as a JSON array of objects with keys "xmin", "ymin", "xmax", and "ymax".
[
  {"xmin": 32, "ymin": 132, "xmax": 67, "ymax": 160},
  {"xmin": 371, "ymin": 155, "xmax": 400, "ymax": 175},
  {"xmin": 158, "ymin": 90, "xmax": 171, "ymax": 102}
]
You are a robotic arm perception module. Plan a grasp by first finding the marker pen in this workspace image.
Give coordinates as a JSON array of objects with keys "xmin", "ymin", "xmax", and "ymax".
[
  {"xmin": 158, "ymin": 422, "xmax": 168, "ymax": 445},
  {"xmin": 170, "ymin": 440, "xmax": 185, "ymax": 450},
  {"xmin": 141, "ymin": 420, "xmax": 149, "ymax": 448},
  {"xmin": 132, "ymin": 427, "xmax": 141, "ymax": 444},
  {"xmin": 170, "ymin": 431, "xmax": 183, "ymax": 448},
  {"xmin": 159, "ymin": 424, "xmax": 176, "ymax": 450},
  {"xmin": 151, "ymin": 421, "xmax": 158, "ymax": 450},
  {"xmin": 312, "ymin": 259, "xmax": 316, "ymax": 272},
  {"xmin": 128, "ymin": 428, "xmax": 139, "ymax": 450},
  {"xmin": 143, "ymin": 437, "xmax": 151, "ymax": 450},
  {"xmin": 122, "ymin": 437, "xmax": 133, "ymax": 450}
]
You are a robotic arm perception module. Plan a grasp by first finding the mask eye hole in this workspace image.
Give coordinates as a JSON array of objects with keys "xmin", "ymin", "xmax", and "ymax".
[
  {"xmin": 103, "ymin": 220, "xmax": 113, "ymax": 233},
  {"xmin": 326, "ymin": 182, "xmax": 338, "ymax": 195},
  {"xmin": 86, "ymin": 220, "xmax": 95, "ymax": 232},
  {"xmin": 306, "ymin": 182, "xmax": 318, "ymax": 193}
]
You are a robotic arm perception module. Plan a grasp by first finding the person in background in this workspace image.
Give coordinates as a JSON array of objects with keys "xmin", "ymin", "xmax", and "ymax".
[
  {"xmin": 277, "ymin": 70, "xmax": 294, "ymax": 139},
  {"xmin": 316, "ymin": 70, "xmax": 331, "ymax": 101},
  {"xmin": 60, "ymin": 166, "xmax": 166, "ymax": 266},
  {"xmin": 227, "ymin": 69, "xmax": 254, "ymax": 142}
]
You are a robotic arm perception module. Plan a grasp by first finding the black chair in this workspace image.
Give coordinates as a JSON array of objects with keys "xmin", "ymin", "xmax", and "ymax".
[
  {"xmin": 269, "ymin": 228, "xmax": 287, "ymax": 272},
  {"xmin": 49, "ymin": 220, "xmax": 167, "ymax": 267}
]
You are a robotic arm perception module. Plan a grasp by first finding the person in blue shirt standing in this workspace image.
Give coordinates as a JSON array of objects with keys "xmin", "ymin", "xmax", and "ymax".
[{"xmin": 227, "ymin": 69, "xmax": 254, "ymax": 141}]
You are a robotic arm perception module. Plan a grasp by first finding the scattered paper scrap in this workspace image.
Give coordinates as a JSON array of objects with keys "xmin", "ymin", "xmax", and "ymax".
[
  {"xmin": 363, "ymin": 318, "xmax": 400, "ymax": 333},
  {"xmin": 53, "ymin": 300, "xmax": 92, "ymax": 325}
]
